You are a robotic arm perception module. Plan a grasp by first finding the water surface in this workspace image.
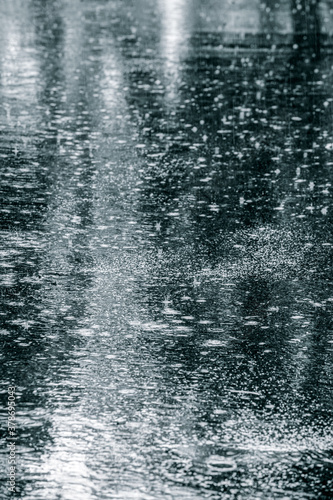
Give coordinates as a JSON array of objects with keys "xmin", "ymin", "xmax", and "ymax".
[{"xmin": 1, "ymin": 1, "xmax": 333, "ymax": 498}]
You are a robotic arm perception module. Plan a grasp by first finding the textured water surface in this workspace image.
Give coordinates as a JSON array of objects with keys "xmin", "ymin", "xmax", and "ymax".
[{"xmin": 0, "ymin": 0, "xmax": 333, "ymax": 498}]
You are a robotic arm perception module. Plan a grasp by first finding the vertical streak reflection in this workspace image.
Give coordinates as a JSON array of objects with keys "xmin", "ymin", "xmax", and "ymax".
[{"xmin": 159, "ymin": 0, "xmax": 189, "ymax": 105}]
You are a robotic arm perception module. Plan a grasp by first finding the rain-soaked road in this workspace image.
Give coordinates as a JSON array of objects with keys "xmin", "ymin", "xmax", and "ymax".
[{"xmin": 1, "ymin": 1, "xmax": 333, "ymax": 498}]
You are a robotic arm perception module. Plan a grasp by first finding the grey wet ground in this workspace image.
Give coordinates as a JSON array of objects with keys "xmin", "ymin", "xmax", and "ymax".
[{"xmin": 0, "ymin": 0, "xmax": 333, "ymax": 498}]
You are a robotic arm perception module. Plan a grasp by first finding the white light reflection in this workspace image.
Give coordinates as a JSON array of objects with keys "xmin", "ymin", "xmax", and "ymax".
[
  {"xmin": 159, "ymin": 0, "xmax": 189, "ymax": 106},
  {"xmin": 0, "ymin": 10, "xmax": 39, "ymax": 126},
  {"xmin": 34, "ymin": 414, "xmax": 96, "ymax": 500}
]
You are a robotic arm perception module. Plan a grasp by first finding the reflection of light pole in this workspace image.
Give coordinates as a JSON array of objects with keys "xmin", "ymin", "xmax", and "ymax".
[{"xmin": 159, "ymin": 0, "xmax": 188, "ymax": 107}]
